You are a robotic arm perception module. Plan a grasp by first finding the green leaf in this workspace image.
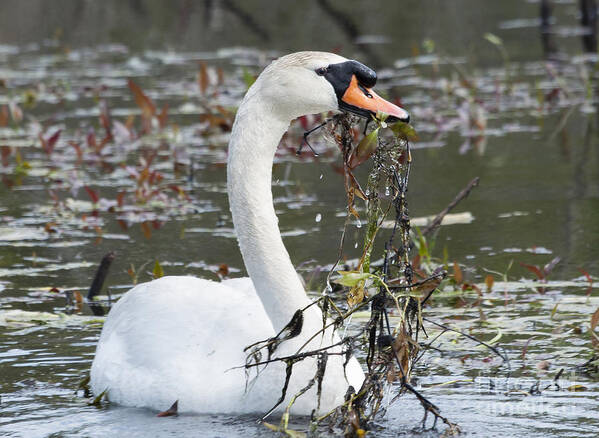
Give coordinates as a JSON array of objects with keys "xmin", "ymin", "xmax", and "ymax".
[
  {"xmin": 242, "ymin": 68, "xmax": 256, "ymax": 89},
  {"xmin": 263, "ymin": 422, "xmax": 306, "ymax": 438},
  {"xmin": 484, "ymin": 33, "xmax": 503, "ymax": 47},
  {"xmin": 153, "ymin": 260, "xmax": 164, "ymax": 279},
  {"xmin": 333, "ymin": 271, "xmax": 373, "ymax": 287},
  {"xmin": 422, "ymin": 38, "xmax": 435, "ymax": 54},
  {"xmin": 375, "ymin": 111, "xmax": 389, "ymax": 125},
  {"xmin": 89, "ymin": 388, "xmax": 108, "ymax": 406},
  {"xmin": 390, "ymin": 122, "xmax": 418, "ymax": 141},
  {"xmin": 349, "ymin": 128, "xmax": 379, "ymax": 168}
]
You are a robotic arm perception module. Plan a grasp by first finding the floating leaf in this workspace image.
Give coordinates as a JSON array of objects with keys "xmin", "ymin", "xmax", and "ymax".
[
  {"xmin": 567, "ymin": 384, "xmax": 587, "ymax": 392},
  {"xmin": 486, "ymin": 328, "xmax": 502, "ymax": 346},
  {"xmin": 484, "ymin": 32, "xmax": 503, "ymax": 47},
  {"xmin": 153, "ymin": 259, "xmax": 164, "ymax": 279},
  {"xmin": 536, "ymin": 360, "xmax": 550, "ymax": 370},
  {"xmin": 348, "ymin": 128, "xmax": 379, "ymax": 169},
  {"xmin": 263, "ymin": 422, "xmax": 306, "ymax": 438}
]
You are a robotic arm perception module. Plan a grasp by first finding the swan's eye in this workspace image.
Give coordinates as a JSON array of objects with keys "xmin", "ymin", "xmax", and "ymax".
[{"xmin": 315, "ymin": 67, "xmax": 328, "ymax": 76}]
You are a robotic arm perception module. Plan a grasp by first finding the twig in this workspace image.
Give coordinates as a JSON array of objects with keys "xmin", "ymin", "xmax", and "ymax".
[
  {"xmin": 87, "ymin": 251, "xmax": 115, "ymax": 316},
  {"xmin": 422, "ymin": 317, "xmax": 510, "ymax": 368},
  {"xmin": 421, "ymin": 176, "xmax": 480, "ymax": 236}
]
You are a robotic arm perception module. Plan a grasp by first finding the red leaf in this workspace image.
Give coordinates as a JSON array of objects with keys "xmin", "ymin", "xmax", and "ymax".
[
  {"xmin": 217, "ymin": 67, "xmax": 224, "ymax": 86},
  {"xmin": 47, "ymin": 129, "xmax": 61, "ymax": 151},
  {"xmin": 86, "ymin": 128, "xmax": 97, "ymax": 149},
  {"xmin": 127, "ymin": 79, "xmax": 155, "ymax": 119},
  {"xmin": 579, "ymin": 268, "xmax": 593, "ymax": 285},
  {"xmin": 84, "ymin": 186, "xmax": 99, "ymax": 204},
  {"xmin": 591, "ymin": 308, "xmax": 599, "ymax": 332},
  {"xmin": 158, "ymin": 103, "xmax": 168, "ymax": 129},
  {"xmin": 68, "ymin": 141, "xmax": 82, "ymax": 162},
  {"xmin": 1, "ymin": 145, "xmax": 11, "ymax": 167},
  {"xmin": 116, "ymin": 191, "xmax": 125, "ymax": 207},
  {"xmin": 519, "ymin": 262, "xmax": 545, "ymax": 280},
  {"xmin": 157, "ymin": 400, "xmax": 178, "ymax": 417},
  {"xmin": 40, "ymin": 129, "xmax": 61, "ymax": 155},
  {"xmin": 198, "ymin": 62, "xmax": 209, "ymax": 94},
  {"xmin": 0, "ymin": 105, "xmax": 8, "ymax": 126},
  {"xmin": 141, "ymin": 222, "xmax": 152, "ymax": 239},
  {"xmin": 99, "ymin": 100, "xmax": 112, "ymax": 136},
  {"xmin": 579, "ymin": 268, "xmax": 594, "ymax": 297},
  {"xmin": 453, "ymin": 261, "xmax": 463, "ymax": 285}
]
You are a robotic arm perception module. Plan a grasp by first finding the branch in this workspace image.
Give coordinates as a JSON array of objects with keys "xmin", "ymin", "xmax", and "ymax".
[{"xmin": 421, "ymin": 177, "xmax": 480, "ymax": 236}]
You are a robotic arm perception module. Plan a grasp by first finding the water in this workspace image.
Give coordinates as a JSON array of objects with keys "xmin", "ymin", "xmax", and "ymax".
[{"xmin": 1, "ymin": 1, "xmax": 599, "ymax": 436}]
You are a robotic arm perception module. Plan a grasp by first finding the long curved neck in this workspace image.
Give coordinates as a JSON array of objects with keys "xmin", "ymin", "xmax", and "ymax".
[{"xmin": 227, "ymin": 92, "xmax": 312, "ymax": 332}]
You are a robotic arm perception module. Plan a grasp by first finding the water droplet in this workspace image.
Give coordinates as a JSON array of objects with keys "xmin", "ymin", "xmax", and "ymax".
[
  {"xmin": 315, "ymin": 213, "xmax": 322, "ymax": 223},
  {"xmin": 354, "ymin": 242, "xmax": 358, "ymax": 248},
  {"xmin": 356, "ymin": 220, "xmax": 362, "ymax": 228},
  {"xmin": 319, "ymin": 174, "xmax": 324, "ymax": 180}
]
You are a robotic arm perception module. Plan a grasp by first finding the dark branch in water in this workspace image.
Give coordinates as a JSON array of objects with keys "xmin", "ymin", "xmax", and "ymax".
[
  {"xmin": 421, "ymin": 176, "xmax": 480, "ymax": 236},
  {"xmin": 87, "ymin": 251, "xmax": 115, "ymax": 316},
  {"xmin": 422, "ymin": 317, "xmax": 510, "ymax": 368}
]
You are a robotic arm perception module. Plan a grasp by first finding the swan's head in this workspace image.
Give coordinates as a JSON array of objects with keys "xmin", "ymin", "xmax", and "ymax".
[{"xmin": 253, "ymin": 51, "xmax": 409, "ymax": 123}]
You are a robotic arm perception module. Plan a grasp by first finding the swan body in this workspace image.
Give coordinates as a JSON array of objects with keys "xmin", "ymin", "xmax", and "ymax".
[
  {"xmin": 91, "ymin": 275, "xmax": 364, "ymax": 413},
  {"xmin": 91, "ymin": 52, "xmax": 409, "ymax": 414}
]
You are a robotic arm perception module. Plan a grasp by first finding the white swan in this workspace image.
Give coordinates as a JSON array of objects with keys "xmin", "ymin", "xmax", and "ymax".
[{"xmin": 90, "ymin": 51, "xmax": 409, "ymax": 415}]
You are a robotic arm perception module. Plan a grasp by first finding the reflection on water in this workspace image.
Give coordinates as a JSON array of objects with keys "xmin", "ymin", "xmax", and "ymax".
[{"xmin": 1, "ymin": 0, "xmax": 599, "ymax": 436}]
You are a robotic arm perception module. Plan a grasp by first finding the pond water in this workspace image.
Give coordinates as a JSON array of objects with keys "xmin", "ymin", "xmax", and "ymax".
[{"xmin": 1, "ymin": 1, "xmax": 598, "ymax": 437}]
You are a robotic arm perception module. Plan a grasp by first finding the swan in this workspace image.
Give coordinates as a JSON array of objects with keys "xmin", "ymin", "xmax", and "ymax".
[{"xmin": 90, "ymin": 51, "xmax": 409, "ymax": 415}]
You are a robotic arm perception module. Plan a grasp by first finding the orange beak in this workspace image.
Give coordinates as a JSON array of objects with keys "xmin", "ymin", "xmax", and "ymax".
[{"xmin": 340, "ymin": 76, "xmax": 409, "ymax": 123}]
